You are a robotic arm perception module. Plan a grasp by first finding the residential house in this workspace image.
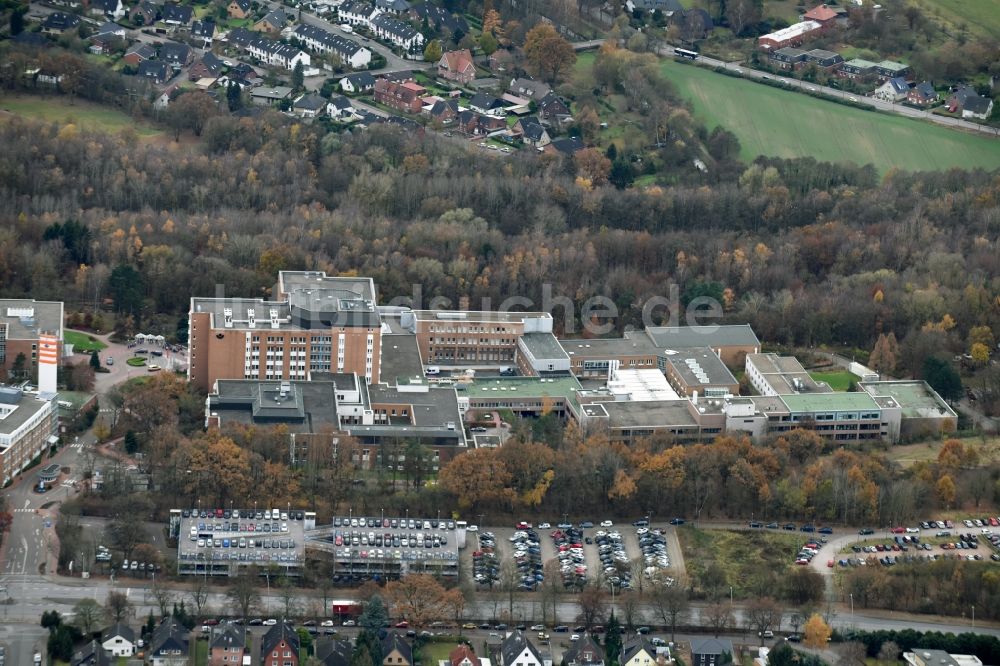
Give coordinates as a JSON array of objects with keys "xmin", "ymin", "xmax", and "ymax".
[
  {"xmin": 450, "ymin": 645, "xmax": 480, "ymax": 666},
  {"xmin": 251, "ymin": 85, "xmax": 293, "ymax": 105},
  {"xmin": 41, "ymin": 12, "xmax": 80, "ymax": 34},
  {"xmin": 161, "ymin": 3, "xmax": 193, "ymax": 25},
  {"xmin": 291, "ymin": 24, "xmax": 372, "ymax": 69},
  {"xmin": 408, "ymin": 2, "xmax": 468, "ymax": 35},
  {"xmin": 261, "ymin": 622, "xmax": 301, "ymax": 666},
  {"xmin": 837, "ymin": 58, "xmax": 877, "ymax": 79},
  {"xmin": 427, "ymin": 98, "xmax": 458, "ymax": 124},
  {"xmin": 129, "ymin": 1, "xmax": 157, "ymax": 25},
  {"xmin": 149, "ymin": 618, "xmax": 189, "ymax": 666},
  {"xmin": 339, "ymin": 1, "xmax": 380, "ymax": 28},
  {"xmin": 137, "ymin": 60, "xmax": 171, "ymax": 84},
  {"xmin": 244, "ymin": 36, "xmax": 310, "ymax": 70},
  {"xmin": 94, "ymin": 21, "xmax": 126, "ymax": 38},
  {"xmin": 376, "ymin": 0, "xmax": 410, "ymax": 13},
  {"xmin": 254, "ymin": 8, "xmax": 287, "ymax": 33},
  {"xmin": 327, "ymin": 95, "xmax": 358, "ymax": 120},
  {"xmin": 374, "ymin": 78, "xmax": 426, "ymax": 113},
  {"xmin": 159, "ymin": 42, "xmax": 193, "ymax": 68},
  {"xmin": 189, "ymin": 52, "xmax": 225, "ymax": 80},
  {"xmin": 962, "ymin": 95, "xmax": 994, "ymax": 120},
  {"xmin": 874, "ymin": 59, "xmax": 909, "ymax": 81},
  {"xmin": 497, "ymin": 630, "xmax": 549, "ymax": 666},
  {"xmin": 537, "ymin": 92, "xmax": 572, "ymax": 125},
  {"xmin": 226, "ymin": 26, "xmax": 257, "ymax": 49},
  {"xmin": 89, "ymin": 36, "xmax": 115, "ymax": 54},
  {"xmin": 71, "ymin": 639, "xmax": 113, "ymax": 666},
  {"xmin": 873, "ymin": 76, "xmax": 910, "ymax": 102},
  {"xmin": 191, "ymin": 19, "xmax": 216, "ymax": 47},
  {"xmin": 768, "ymin": 47, "xmax": 806, "ymax": 70},
  {"xmin": 802, "ymin": 4, "xmax": 838, "ymax": 27},
  {"xmin": 671, "ymin": 8, "xmax": 713, "ymax": 38},
  {"xmin": 228, "ymin": 0, "xmax": 252, "ymax": 19},
  {"xmin": 384, "ymin": 114, "xmax": 423, "ymax": 132},
  {"xmin": 153, "ymin": 84, "xmax": 179, "ymax": 109},
  {"xmin": 371, "ymin": 14, "xmax": 423, "ymax": 50},
  {"xmin": 456, "ymin": 109, "xmax": 504, "ymax": 136},
  {"xmin": 622, "ymin": 638, "xmax": 658, "ymax": 666},
  {"xmin": 48, "ymin": 0, "xmax": 82, "ymax": 9},
  {"xmin": 802, "ymin": 48, "xmax": 842, "ymax": 69},
  {"xmin": 548, "ymin": 136, "xmax": 584, "ymax": 155},
  {"xmin": 100, "ymin": 623, "xmax": 136, "ymax": 657},
  {"xmin": 690, "ymin": 639, "xmax": 734, "ymax": 666},
  {"xmin": 514, "ymin": 115, "xmax": 550, "ymax": 148},
  {"xmin": 123, "ymin": 42, "xmax": 156, "ymax": 66},
  {"xmin": 488, "ymin": 49, "xmax": 513, "ymax": 73},
  {"xmin": 468, "ymin": 91, "xmax": 504, "ymax": 116},
  {"xmin": 508, "ymin": 77, "xmax": 550, "ymax": 100},
  {"xmin": 88, "ymin": 0, "xmax": 125, "ymax": 20},
  {"xmin": 315, "ymin": 638, "xmax": 353, "ymax": 666},
  {"xmin": 946, "ymin": 84, "xmax": 978, "ymax": 112},
  {"xmin": 382, "ymin": 633, "xmax": 413, "ymax": 666},
  {"xmin": 209, "ymin": 624, "xmax": 247, "ymax": 666},
  {"xmin": 907, "ymin": 81, "xmax": 937, "ymax": 106},
  {"xmin": 385, "ymin": 70, "xmax": 414, "ymax": 82},
  {"xmin": 229, "ymin": 62, "xmax": 260, "ymax": 85},
  {"xmin": 625, "ymin": 0, "xmax": 682, "ymax": 12},
  {"xmin": 757, "ymin": 20, "xmax": 822, "ymax": 50},
  {"xmin": 438, "ymin": 49, "xmax": 475, "ymax": 84},
  {"xmin": 563, "ymin": 635, "xmax": 605, "ymax": 666},
  {"xmin": 293, "ymin": 92, "xmax": 328, "ymax": 118},
  {"xmin": 340, "ymin": 71, "xmax": 376, "ymax": 93}
]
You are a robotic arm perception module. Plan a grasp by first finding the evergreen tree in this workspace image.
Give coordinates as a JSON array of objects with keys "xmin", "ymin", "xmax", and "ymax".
[
  {"xmin": 124, "ymin": 430, "xmax": 139, "ymax": 455},
  {"xmin": 10, "ymin": 6, "xmax": 26, "ymax": 36},
  {"xmin": 227, "ymin": 81, "xmax": 243, "ymax": 112},
  {"xmin": 292, "ymin": 60, "xmax": 305, "ymax": 90},
  {"xmin": 359, "ymin": 594, "xmax": 389, "ymax": 634},
  {"xmin": 605, "ymin": 612, "xmax": 623, "ymax": 666},
  {"xmin": 90, "ymin": 350, "xmax": 101, "ymax": 370},
  {"xmin": 923, "ymin": 355, "xmax": 963, "ymax": 401}
]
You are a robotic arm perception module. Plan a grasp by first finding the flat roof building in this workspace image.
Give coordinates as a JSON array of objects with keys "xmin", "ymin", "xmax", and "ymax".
[
  {"xmin": 860, "ymin": 380, "xmax": 957, "ymax": 440},
  {"xmin": 176, "ymin": 509, "xmax": 307, "ymax": 576},
  {"xmin": 0, "ymin": 299, "xmax": 64, "ymax": 390},
  {"xmin": 0, "ymin": 386, "xmax": 58, "ymax": 486},
  {"xmin": 745, "ymin": 353, "xmax": 832, "ymax": 396},
  {"xmin": 188, "ymin": 271, "xmax": 383, "ymax": 391},
  {"xmin": 403, "ymin": 309, "xmax": 553, "ymax": 367},
  {"xmin": 662, "ymin": 347, "xmax": 739, "ymax": 398},
  {"xmin": 516, "ymin": 332, "xmax": 571, "ymax": 376}
]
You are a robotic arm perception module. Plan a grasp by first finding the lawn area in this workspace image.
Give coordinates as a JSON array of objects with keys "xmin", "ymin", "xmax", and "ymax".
[
  {"xmin": 658, "ymin": 59, "xmax": 1000, "ymax": 173},
  {"xmin": 192, "ymin": 638, "xmax": 208, "ymax": 665},
  {"xmin": 126, "ymin": 357, "xmax": 147, "ymax": 367},
  {"xmin": 808, "ymin": 370, "xmax": 859, "ymax": 391},
  {"xmin": 914, "ymin": 0, "xmax": 1000, "ymax": 39},
  {"xmin": 64, "ymin": 330, "xmax": 108, "ymax": 353},
  {"xmin": 884, "ymin": 438, "xmax": 1000, "ymax": 469},
  {"xmin": 420, "ymin": 641, "xmax": 464, "ymax": 664},
  {"xmin": 676, "ymin": 527, "xmax": 805, "ymax": 599},
  {"xmin": 0, "ymin": 94, "xmax": 163, "ymax": 137}
]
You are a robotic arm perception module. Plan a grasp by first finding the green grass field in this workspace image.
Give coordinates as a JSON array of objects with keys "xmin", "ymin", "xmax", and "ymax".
[
  {"xmin": 64, "ymin": 330, "xmax": 108, "ymax": 353},
  {"xmin": 914, "ymin": 0, "xmax": 1000, "ymax": 39},
  {"xmin": 676, "ymin": 527, "xmax": 805, "ymax": 599},
  {"xmin": 658, "ymin": 60, "xmax": 1000, "ymax": 173},
  {"xmin": 808, "ymin": 370, "xmax": 859, "ymax": 391},
  {"xmin": 126, "ymin": 357, "xmax": 147, "ymax": 367},
  {"xmin": 0, "ymin": 94, "xmax": 163, "ymax": 137}
]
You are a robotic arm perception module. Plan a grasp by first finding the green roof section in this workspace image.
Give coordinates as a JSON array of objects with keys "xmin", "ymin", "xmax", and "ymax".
[
  {"xmin": 877, "ymin": 59, "xmax": 908, "ymax": 71},
  {"xmin": 463, "ymin": 375, "xmax": 583, "ymax": 411},
  {"xmin": 844, "ymin": 58, "xmax": 878, "ymax": 68},
  {"xmin": 780, "ymin": 391, "xmax": 880, "ymax": 414},
  {"xmin": 859, "ymin": 381, "xmax": 957, "ymax": 419}
]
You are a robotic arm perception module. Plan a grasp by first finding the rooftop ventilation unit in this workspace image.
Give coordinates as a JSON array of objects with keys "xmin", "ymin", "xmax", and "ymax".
[{"xmin": 224, "ymin": 308, "xmax": 233, "ymax": 328}]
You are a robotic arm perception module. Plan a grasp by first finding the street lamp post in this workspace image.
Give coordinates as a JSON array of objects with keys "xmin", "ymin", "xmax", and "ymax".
[
  {"xmin": 972, "ymin": 605, "xmax": 975, "ymax": 628},
  {"xmin": 730, "ymin": 586, "xmax": 734, "ymax": 607},
  {"xmin": 849, "ymin": 593, "xmax": 854, "ymax": 619}
]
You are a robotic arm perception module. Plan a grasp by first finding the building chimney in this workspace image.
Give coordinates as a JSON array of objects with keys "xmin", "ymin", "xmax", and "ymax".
[{"xmin": 37, "ymin": 331, "xmax": 59, "ymax": 395}]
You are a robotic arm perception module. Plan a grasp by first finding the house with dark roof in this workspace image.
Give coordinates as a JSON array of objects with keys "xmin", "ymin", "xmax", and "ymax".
[
  {"xmin": 130, "ymin": 0, "xmax": 157, "ymax": 25},
  {"xmin": 191, "ymin": 19, "xmax": 216, "ymax": 47},
  {"xmin": 497, "ymin": 630, "xmax": 549, "ymax": 666},
  {"xmin": 94, "ymin": 21, "xmax": 126, "ymax": 38},
  {"xmin": 88, "ymin": 0, "xmax": 125, "ymax": 20},
  {"xmin": 209, "ymin": 624, "xmax": 247, "ymax": 666},
  {"xmin": 946, "ymin": 84, "xmax": 977, "ymax": 112},
  {"xmin": 564, "ymin": 635, "xmax": 605, "ymax": 666},
  {"xmin": 873, "ymin": 76, "xmax": 910, "ymax": 102},
  {"xmin": 315, "ymin": 638, "xmax": 353, "ymax": 666},
  {"xmin": 159, "ymin": 42, "xmax": 193, "ymax": 68},
  {"xmin": 428, "ymin": 98, "xmax": 458, "ymax": 124},
  {"xmin": 376, "ymin": 0, "xmax": 411, "ymax": 13},
  {"xmin": 768, "ymin": 47, "xmax": 806, "ymax": 70},
  {"xmin": 100, "ymin": 622, "xmax": 136, "ymax": 657},
  {"xmin": 229, "ymin": 62, "xmax": 259, "ymax": 84},
  {"xmin": 625, "ymin": 0, "xmax": 683, "ymax": 13},
  {"xmin": 292, "ymin": 24, "xmax": 372, "ymax": 69},
  {"xmin": 340, "ymin": 71, "xmax": 377, "ymax": 94},
  {"xmin": 137, "ymin": 59, "xmax": 171, "ymax": 84},
  {"xmin": 340, "ymin": 1, "xmax": 380, "ymax": 27},
  {"xmin": 509, "ymin": 77, "xmax": 550, "ymax": 100},
  {"xmin": 622, "ymin": 638, "xmax": 658, "ymax": 666},
  {"xmin": 802, "ymin": 48, "xmax": 842, "ymax": 68},
  {"xmin": 408, "ymin": 2, "xmax": 468, "ymax": 35},
  {"xmin": 255, "ymin": 8, "xmax": 288, "ymax": 33},
  {"xmin": 41, "ymin": 12, "xmax": 80, "ymax": 34},
  {"xmin": 228, "ymin": 0, "xmax": 252, "ymax": 19},
  {"xmin": 262, "ymin": 622, "xmax": 301, "ymax": 666},
  {"xmin": 293, "ymin": 92, "xmax": 328, "ymax": 118},
  {"xmin": 161, "ymin": 3, "xmax": 193, "ymax": 25},
  {"xmin": 371, "ymin": 13, "xmax": 424, "ymax": 50},
  {"xmin": 70, "ymin": 639, "xmax": 114, "ymax": 666},
  {"xmin": 538, "ymin": 92, "xmax": 572, "ymax": 125},
  {"xmin": 328, "ymin": 95, "xmax": 359, "ymax": 120},
  {"xmin": 548, "ymin": 136, "xmax": 585, "ymax": 156},
  {"xmin": 189, "ymin": 51, "xmax": 224, "ymax": 81},
  {"xmin": 438, "ymin": 49, "xmax": 476, "ymax": 84},
  {"xmin": 456, "ymin": 109, "xmax": 505, "ymax": 136},
  {"xmin": 962, "ymin": 95, "xmax": 994, "ymax": 120},
  {"xmin": 468, "ymin": 91, "xmax": 504, "ymax": 116},
  {"xmin": 514, "ymin": 116, "xmax": 549, "ymax": 148},
  {"xmin": 149, "ymin": 617, "xmax": 189, "ymax": 666},
  {"xmin": 907, "ymin": 81, "xmax": 938, "ymax": 106},
  {"xmin": 690, "ymin": 638, "xmax": 734, "ymax": 666},
  {"xmin": 123, "ymin": 42, "xmax": 156, "ymax": 66},
  {"xmin": 382, "ymin": 632, "xmax": 413, "ymax": 666}
]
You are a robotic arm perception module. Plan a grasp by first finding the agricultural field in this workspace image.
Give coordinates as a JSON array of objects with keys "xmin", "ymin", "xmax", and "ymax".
[
  {"xmin": 913, "ymin": 0, "xmax": 1000, "ymax": 39},
  {"xmin": 64, "ymin": 330, "xmax": 108, "ymax": 353},
  {"xmin": 676, "ymin": 527, "xmax": 806, "ymax": 599},
  {"xmin": 657, "ymin": 59, "xmax": 1000, "ymax": 173},
  {"xmin": 808, "ymin": 370, "xmax": 860, "ymax": 391},
  {"xmin": 0, "ymin": 94, "xmax": 162, "ymax": 137}
]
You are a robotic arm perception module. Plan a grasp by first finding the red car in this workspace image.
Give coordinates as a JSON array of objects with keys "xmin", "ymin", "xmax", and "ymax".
[
  {"xmin": 990, "ymin": 517, "xmax": 998, "ymax": 527},
  {"xmin": 891, "ymin": 527, "xmax": 905, "ymax": 534},
  {"xmin": 516, "ymin": 521, "xmax": 533, "ymax": 529},
  {"xmin": 395, "ymin": 621, "xmax": 409, "ymax": 628},
  {"xmin": 827, "ymin": 560, "xmax": 834, "ymax": 568}
]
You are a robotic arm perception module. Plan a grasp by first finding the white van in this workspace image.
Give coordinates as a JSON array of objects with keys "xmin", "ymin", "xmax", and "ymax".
[
  {"xmin": 425, "ymin": 366, "xmax": 440, "ymax": 376},
  {"xmin": 339, "ymin": 23, "xmax": 353, "ymax": 33}
]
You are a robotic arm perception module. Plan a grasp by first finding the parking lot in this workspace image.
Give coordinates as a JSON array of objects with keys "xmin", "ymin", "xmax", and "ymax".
[{"xmin": 466, "ymin": 522, "xmax": 684, "ymax": 590}]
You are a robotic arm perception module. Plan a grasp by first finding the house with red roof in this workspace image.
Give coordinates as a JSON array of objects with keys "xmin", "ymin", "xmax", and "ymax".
[
  {"xmin": 450, "ymin": 645, "xmax": 480, "ymax": 666},
  {"xmin": 803, "ymin": 4, "xmax": 838, "ymax": 26},
  {"xmin": 374, "ymin": 78, "xmax": 427, "ymax": 114},
  {"xmin": 438, "ymin": 49, "xmax": 476, "ymax": 84}
]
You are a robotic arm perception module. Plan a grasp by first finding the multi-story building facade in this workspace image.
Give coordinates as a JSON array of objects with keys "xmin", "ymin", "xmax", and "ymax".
[
  {"xmin": 403, "ymin": 310, "xmax": 553, "ymax": 366},
  {"xmin": 188, "ymin": 272, "xmax": 382, "ymax": 392},
  {"xmin": 0, "ymin": 386, "xmax": 58, "ymax": 486},
  {"xmin": 0, "ymin": 299, "xmax": 63, "ymax": 386}
]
